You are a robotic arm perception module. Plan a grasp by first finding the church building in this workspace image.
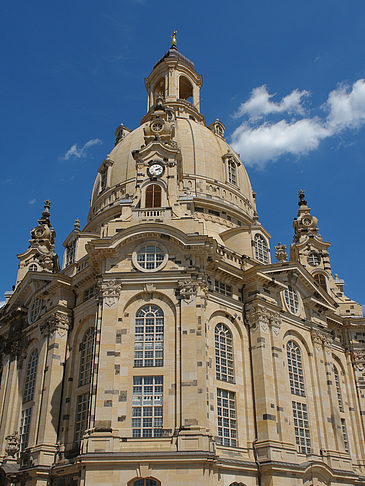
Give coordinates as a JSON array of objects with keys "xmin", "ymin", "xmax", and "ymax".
[{"xmin": 0, "ymin": 38, "xmax": 365, "ymax": 486}]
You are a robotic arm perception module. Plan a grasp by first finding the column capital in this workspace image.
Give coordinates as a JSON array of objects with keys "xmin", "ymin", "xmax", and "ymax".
[{"xmin": 96, "ymin": 279, "xmax": 122, "ymax": 308}]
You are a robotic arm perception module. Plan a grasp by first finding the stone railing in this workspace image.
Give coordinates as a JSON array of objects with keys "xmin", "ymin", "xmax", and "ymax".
[{"xmin": 132, "ymin": 207, "xmax": 172, "ymax": 221}]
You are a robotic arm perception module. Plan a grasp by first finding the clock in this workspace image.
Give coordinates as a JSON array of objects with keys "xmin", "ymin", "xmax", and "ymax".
[{"xmin": 148, "ymin": 162, "xmax": 164, "ymax": 178}]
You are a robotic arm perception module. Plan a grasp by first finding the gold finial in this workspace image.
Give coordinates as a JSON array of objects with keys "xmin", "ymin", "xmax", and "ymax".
[{"xmin": 171, "ymin": 30, "xmax": 177, "ymax": 48}]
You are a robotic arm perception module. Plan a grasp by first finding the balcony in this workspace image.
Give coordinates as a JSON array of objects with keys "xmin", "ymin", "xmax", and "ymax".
[{"xmin": 132, "ymin": 207, "xmax": 172, "ymax": 221}]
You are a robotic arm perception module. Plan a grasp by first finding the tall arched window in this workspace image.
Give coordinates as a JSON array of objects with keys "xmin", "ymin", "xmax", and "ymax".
[
  {"xmin": 23, "ymin": 349, "xmax": 38, "ymax": 403},
  {"xmin": 145, "ymin": 184, "xmax": 162, "ymax": 208},
  {"xmin": 287, "ymin": 340, "xmax": 311, "ymax": 454},
  {"xmin": 228, "ymin": 160, "xmax": 237, "ymax": 185},
  {"xmin": 333, "ymin": 365, "xmax": 343, "ymax": 412},
  {"xmin": 314, "ymin": 273, "xmax": 327, "ymax": 291},
  {"xmin": 134, "ymin": 305, "xmax": 164, "ymax": 367},
  {"xmin": 79, "ymin": 328, "xmax": 95, "ymax": 387},
  {"xmin": 287, "ymin": 341, "xmax": 305, "ymax": 397},
  {"xmin": 254, "ymin": 234, "xmax": 269, "ymax": 264},
  {"xmin": 215, "ymin": 324, "xmax": 234, "ymax": 383}
]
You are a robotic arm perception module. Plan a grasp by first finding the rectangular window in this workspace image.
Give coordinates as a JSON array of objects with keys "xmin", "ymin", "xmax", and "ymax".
[
  {"xmin": 228, "ymin": 161, "xmax": 237, "ymax": 185},
  {"xmin": 216, "ymin": 389, "xmax": 237, "ymax": 447},
  {"xmin": 341, "ymin": 418, "xmax": 349, "ymax": 453},
  {"xmin": 74, "ymin": 393, "xmax": 90, "ymax": 444},
  {"xmin": 83, "ymin": 286, "xmax": 95, "ymax": 302},
  {"xmin": 214, "ymin": 280, "xmax": 233, "ymax": 297},
  {"xmin": 20, "ymin": 407, "xmax": 32, "ymax": 451},
  {"xmin": 132, "ymin": 376, "xmax": 163, "ymax": 438},
  {"xmin": 292, "ymin": 401, "xmax": 311, "ymax": 454}
]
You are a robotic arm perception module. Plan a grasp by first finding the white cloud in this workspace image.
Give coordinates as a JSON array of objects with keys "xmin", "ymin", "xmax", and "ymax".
[
  {"xmin": 62, "ymin": 138, "xmax": 102, "ymax": 160},
  {"xmin": 231, "ymin": 79, "xmax": 365, "ymax": 168},
  {"xmin": 326, "ymin": 79, "xmax": 365, "ymax": 132},
  {"xmin": 28, "ymin": 198, "xmax": 36, "ymax": 205},
  {"xmin": 231, "ymin": 119, "xmax": 328, "ymax": 166},
  {"xmin": 236, "ymin": 85, "xmax": 309, "ymax": 119}
]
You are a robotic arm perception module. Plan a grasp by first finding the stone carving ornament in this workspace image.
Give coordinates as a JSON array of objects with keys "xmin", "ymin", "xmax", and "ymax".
[
  {"xmin": 5, "ymin": 432, "xmax": 20, "ymax": 458},
  {"xmin": 352, "ymin": 350, "xmax": 365, "ymax": 371},
  {"xmin": 40, "ymin": 311, "xmax": 71, "ymax": 337},
  {"xmin": 97, "ymin": 279, "xmax": 122, "ymax": 308},
  {"xmin": 177, "ymin": 277, "xmax": 208, "ymax": 302}
]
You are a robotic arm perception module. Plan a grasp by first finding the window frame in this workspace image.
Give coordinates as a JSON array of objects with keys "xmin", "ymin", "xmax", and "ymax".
[
  {"xmin": 132, "ymin": 242, "xmax": 168, "ymax": 273},
  {"xmin": 253, "ymin": 234, "xmax": 270, "ymax": 264},
  {"xmin": 215, "ymin": 324, "xmax": 235, "ymax": 383},
  {"xmin": 23, "ymin": 349, "xmax": 39, "ymax": 403},
  {"xmin": 78, "ymin": 328, "xmax": 95, "ymax": 387}
]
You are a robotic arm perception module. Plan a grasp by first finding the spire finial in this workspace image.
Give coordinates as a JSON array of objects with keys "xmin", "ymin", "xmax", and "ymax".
[
  {"xmin": 74, "ymin": 218, "xmax": 81, "ymax": 231},
  {"xmin": 171, "ymin": 30, "xmax": 177, "ymax": 49},
  {"xmin": 298, "ymin": 189, "xmax": 307, "ymax": 207}
]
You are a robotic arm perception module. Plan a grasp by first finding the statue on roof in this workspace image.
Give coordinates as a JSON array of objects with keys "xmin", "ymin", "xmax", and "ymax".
[{"xmin": 171, "ymin": 30, "xmax": 177, "ymax": 48}]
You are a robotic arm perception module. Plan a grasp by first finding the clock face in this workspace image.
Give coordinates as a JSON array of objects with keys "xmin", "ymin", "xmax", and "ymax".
[{"xmin": 148, "ymin": 163, "xmax": 164, "ymax": 177}]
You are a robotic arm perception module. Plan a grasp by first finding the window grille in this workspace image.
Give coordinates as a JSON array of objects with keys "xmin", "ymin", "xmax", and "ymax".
[
  {"xmin": 74, "ymin": 393, "xmax": 90, "ymax": 444},
  {"xmin": 228, "ymin": 160, "xmax": 237, "ymax": 185},
  {"xmin": 214, "ymin": 280, "xmax": 233, "ymax": 297},
  {"xmin": 145, "ymin": 184, "xmax": 162, "ymax": 208},
  {"xmin": 20, "ymin": 407, "xmax": 32, "ymax": 450},
  {"xmin": 292, "ymin": 401, "xmax": 311, "ymax": 454},
  {"xmin": 216, "ymin": 389, "xmax": 237, "ymax": 447},
  {"xmin": 100, "ymin": 168, "xmax": 107, "ymax": 192},
  {"xmin": 28, "ymin": 264, "xmax": 37, "ymax": 272},
  {"xmin": 254, "ymin": 234, "xmax": 269, "ymax": 264},
  {"xmin": 79, "ymin": 329, "xmax": 95, "ymax": 387},
  {"xmin": 287, "ymin": 341, "xmax": 305, "ymax": 396},
  {"xmin": 136, "ymin": 245, "xmax": 165, "ymax": 270},
  {"xmin": 284, "ymin": 286, "xmax": 299, "ymax": 314},
  {"xmin": 134, "ymin": 305, "xmax": 164, "ymax": 367},
  {"xmin": 215, "ymin": 324, "xmax": 234, "ymax": 383},
  {"xmin": 341, "ymin": 418, "xmax": 350, "ymax": 453},
  {"xmin": 132, "ymin": 376, "xmax": 163, "ymax": 438},
  {"xmin": 23, "ymin": 349, "xmax": 38, "ymax": 402},
  {"xmin": 308, "ymin": 252, "xmax": 321, "ymax": 266}
]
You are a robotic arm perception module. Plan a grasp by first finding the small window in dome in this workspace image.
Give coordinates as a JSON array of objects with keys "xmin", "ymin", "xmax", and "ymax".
[
  {"xmin": 28, "ymin": 264, "xmax": 38, "ymax": 272},
  {"xmin": 228, "ymin": 160, "xmax": 237, "ymax": 185}
]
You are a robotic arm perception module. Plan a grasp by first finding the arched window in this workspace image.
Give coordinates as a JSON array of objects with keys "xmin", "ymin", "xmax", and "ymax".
[
  {"xmin": 284, "ymin": 286, "xmax": 299, "ymax": 314},
  {"xmin": 23, "ymin": 349, "xmax": 38, "ymax": 402},
  {"xmin": 287, "ymin": 341, "xmax": 311, "ymax": 454},
  {"xmin": 254, "ymin": 234, "xmax": 269, "ymax": 264},
  {"xmin": 28, "ymin": 264, "xmax": 37, "ymax": 272},
  {"xmin": 228, "ymin": 160, "xmax": 237, "ymax": 185},
  {"xmin": 134, "ymin": 305, "xmax": 164, "ymax": 367},
  {"xmin": 145, "ymin": 184, "xmax": 162, "ymax": 208},
  {"xmin": 314, "ymin": 273, "xmax": 327, "ymax": 291},
  {"xmin": 179, "ymin": 75, "xmax": 193, "ymax": 102},
  {"xmin": 287, "ymin": 341, "xmax": 305, "ymax": 396},
  {"xmin": 132, "ymin": 479, "xmax": 158, "ymax": 486},
  {"xmin": 79, "ymin": 328, "xmax": 95, "ymax": 387},
  {"xmin": 333, "ymin": 365, "xmax": 343, "ymax": 412},
  {"xmin": 215, "ymin": 324, "xmax": 234, "ymax": 383}
]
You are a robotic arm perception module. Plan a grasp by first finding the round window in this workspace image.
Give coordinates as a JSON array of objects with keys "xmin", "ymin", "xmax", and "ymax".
[
  {"xmin": 133, "ymin": 242, "xmax": 168, "ymax": 272},
  {"xmin": 308, "ymin": 252, "xmax": 321, "ymax": 266},
  {"xmin": 284, "ymin": 286, "xmax": 299, "ymax": 314}
]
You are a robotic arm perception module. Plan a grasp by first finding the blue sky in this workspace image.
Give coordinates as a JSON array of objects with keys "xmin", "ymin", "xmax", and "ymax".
[{"xmin": 1, "ymin": 0, "xmax": 364, "ymax": 309}]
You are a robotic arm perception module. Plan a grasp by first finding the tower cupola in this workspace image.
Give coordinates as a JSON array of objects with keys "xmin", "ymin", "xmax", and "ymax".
[{"xmin": 144, "ymin": 33, "xmax": 203, "ymax": 123}]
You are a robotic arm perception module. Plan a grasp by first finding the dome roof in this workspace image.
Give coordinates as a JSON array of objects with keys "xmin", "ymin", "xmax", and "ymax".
[{"xmin": 90, "ymin": 117, "xmax": 255, "ymax": 214}]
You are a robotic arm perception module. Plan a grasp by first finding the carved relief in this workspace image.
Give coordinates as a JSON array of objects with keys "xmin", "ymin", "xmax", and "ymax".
[
  {"xmin": 177, "ymin": 277, "xmax": 208, "ymax": 302},
  {"xmin": 40, "ymin": 311, "xmax": 71, "ymax": 338},
  {"xmin": 352, "ymin": 351, "xmax": 365, "ymax": 371},
  {"xmin": 246, "ymin": 307, "xmax": 270, "ymax": 334},
  {"xmin": 270, "ymin": 312, "xmax": 282, "ymax": 336},
  {"xmin": 5, "ymin": 329, "xmax": 29, "ymax": 360},
  {"xmin": 97, "ymin": 279, "xmax": 122, "ymax": 308},
  {"xmin": 311, "ymin": 330, "xmax": 332, "ymax": 351}
]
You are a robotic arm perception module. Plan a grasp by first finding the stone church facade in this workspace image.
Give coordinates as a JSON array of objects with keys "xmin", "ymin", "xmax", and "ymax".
[{"xmin": 0, "ymin": 44, "xmax": 364, "ymax": 486}]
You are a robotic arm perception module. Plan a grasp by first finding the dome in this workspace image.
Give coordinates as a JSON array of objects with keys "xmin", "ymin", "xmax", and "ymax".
[{"xmin": 90, "ymin": 118, "xmax": 255, "ymax": 216}]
